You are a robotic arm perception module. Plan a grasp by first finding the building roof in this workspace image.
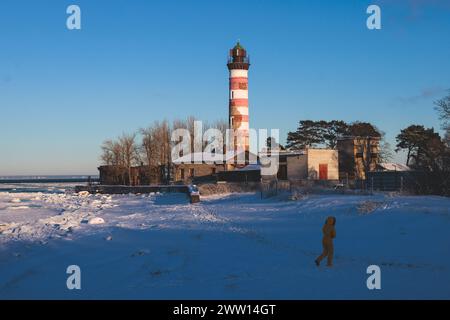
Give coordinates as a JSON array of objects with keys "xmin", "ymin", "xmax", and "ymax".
[
  {"xmin": 235, "ymin": 164, "xmax": 261, "ymax": 171},
  {"xmin": 259, "ymin": 148, "xmax": 338, "ymax": 157},
  {"xmin": 172, "ymin": 151, "xmax": 258, "ymax": 164},
  {"xmin": 259, "ymin": 148, "xmax": 305, "ymax": 156},
  {"xmin": 377, "ymin": 162, "xmax": 411, "ymax": 172}
]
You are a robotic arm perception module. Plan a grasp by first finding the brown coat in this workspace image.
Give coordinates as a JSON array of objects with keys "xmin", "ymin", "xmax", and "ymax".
[
  {"xmin": 316, "ymin": 216, "xmax": 336, "ymax": 266},
  {"xmin": 322, "ymin": 217, "xmax": 336, "ymax": 244}
]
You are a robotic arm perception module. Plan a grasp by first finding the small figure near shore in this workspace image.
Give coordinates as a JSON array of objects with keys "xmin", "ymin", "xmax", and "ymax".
[{"xmin": 315, "ymin": 216, "xmax": 336, "ymax": 267}]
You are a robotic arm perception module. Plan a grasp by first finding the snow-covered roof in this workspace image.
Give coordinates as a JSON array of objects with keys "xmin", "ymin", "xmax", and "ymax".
[
  {"xmin": 258, "ymin": 150, "xmax": 306, "ymax": 157},
  {"xmin": 173, "ymin": 152, "xmax": 225, "ymax": 164},
  {"xmin": 235, "ymin": 164, "xmax": 261, "ymax": 171},
  {"xmin": 172, "ymin": 151, "xmax": 258, "ymax": 164},
  {"xmin": 378, "ymin": 163, "xmax": 411, "ymax": 172}
]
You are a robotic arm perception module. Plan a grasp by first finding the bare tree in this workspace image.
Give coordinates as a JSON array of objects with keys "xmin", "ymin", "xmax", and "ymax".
[
  {"xmin": 141, "ymin": 120, "xmax": 177, "ymax": 184},
  {"xmin": 102, "ymin": 116, "xmax": 228, "ymax": 186},
  {"xmin": 100, "ymin": 139, "xmax": 115, "ymax": 166},
  {"xmin": 149, "ymin": 120, "xmax": 171, "ymax": 182},
  {"xmin": 379, "ymin": 140, "xmax": 393, "ymax": 163},
  {"xmin": 434, "ymin": 90, "xmax": 450, "ymax": 146},
  {"xmin": 212, "ymin": 119, "xmax": 228, "ymax": 135},
  {"xmin": 100, "ymin": 138, "xmax": 128, "ymax": 184},
  {"xmin": 119, "ymin": 133, "xmax": 139, "ymax": 185},
  {"xmin": 172, "ymin": 116, "xmax": 198, "ymax": 155},
  {"xmin": 203, "ymin": 119, "xmax": 228, "ymax": 152},
  {"xmin": 141, "ymin": 124, "xmax": 158, "ymax": 167}
]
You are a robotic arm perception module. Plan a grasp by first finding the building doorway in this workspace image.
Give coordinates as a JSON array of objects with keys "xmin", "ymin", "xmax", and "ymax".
[{"xmin": 319, "ymin": 164, "xmax": 328, "ymax": 180}]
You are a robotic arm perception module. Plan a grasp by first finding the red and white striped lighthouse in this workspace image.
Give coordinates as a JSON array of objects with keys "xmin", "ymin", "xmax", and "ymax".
[{"xmin": 227, "ymin": 42, "xmax": 250, "ymax": 154}]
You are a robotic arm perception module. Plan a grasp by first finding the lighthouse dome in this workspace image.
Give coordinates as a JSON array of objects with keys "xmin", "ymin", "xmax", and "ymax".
[
  {"xmin": 233, "ymin": 41, "xmax": 245, "ymax": 50},
  {"xmin": 231, "ymin": 42, "xmax": 246, "ymax": 56}
]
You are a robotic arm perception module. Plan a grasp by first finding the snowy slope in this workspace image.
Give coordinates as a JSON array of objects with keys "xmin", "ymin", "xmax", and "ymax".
[{"xmin": 0, "ymin": 191, "xmax": 449, "ymax": 299}]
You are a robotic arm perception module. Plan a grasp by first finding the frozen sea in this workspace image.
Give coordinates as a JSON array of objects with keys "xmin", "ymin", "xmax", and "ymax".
[{"xmin": 0, "ymin": 176, "xmax": 97, "ymax": 194}]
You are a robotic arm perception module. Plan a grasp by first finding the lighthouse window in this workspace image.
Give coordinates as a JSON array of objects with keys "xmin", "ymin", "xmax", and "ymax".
[
  {"xmin": 231, "ymin": 91, "xmax": 234, "ymax": 99},
  {"xmin": 239, "ymin": 83, "xmax": 247, "ymax": 90}
]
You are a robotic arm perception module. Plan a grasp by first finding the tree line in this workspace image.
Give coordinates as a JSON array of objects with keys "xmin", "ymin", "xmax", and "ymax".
[
  {"xmin": 284, "ymin": 91, "xmax": 449, "ymax": 195},
  {"xmin": 100, "ymin": 117, "xmax": 227, "ymax": 184},
  {"xmin": 285, "ymin": 120, "xmax": 392, "ymax": 163},
  {"xmin": 286, "ymin": 120, "xmax": 381, "ymax": 149},
  {"xmin": 394, "ymin": 91, "xmax": 450, "ymax": 195}
]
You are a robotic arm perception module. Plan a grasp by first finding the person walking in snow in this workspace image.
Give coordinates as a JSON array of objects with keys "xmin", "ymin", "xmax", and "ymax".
[{"xmin": 315, "ymin": 216, "xmax": 336, "ymax": 267}]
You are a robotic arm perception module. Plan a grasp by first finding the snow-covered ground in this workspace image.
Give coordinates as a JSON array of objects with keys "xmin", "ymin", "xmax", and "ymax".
[{"xmin": 0, "ymin": 190, "xmax": 449, "ymax": 299}]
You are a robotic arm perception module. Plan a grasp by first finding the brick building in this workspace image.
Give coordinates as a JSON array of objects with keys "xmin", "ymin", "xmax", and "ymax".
[{"xmin": 337, "ymin": 136, "xmax": 380, "ymax": 180}]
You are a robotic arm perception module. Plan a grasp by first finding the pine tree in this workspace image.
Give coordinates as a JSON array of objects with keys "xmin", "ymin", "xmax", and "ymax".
[
  {"xmin": 319, "ymin": 120, "xmax": 350, "ymax": 148},
  {"xmin": 395, "ymin": 125, "xmax": 444, "ymax": 169},
  {"xmin": 286, "ymin": 120, "xmax": 324, "ymax": 149},
  {"xmin": 348, "ymin": 122, "xmax": 381, "ymax": 138}
]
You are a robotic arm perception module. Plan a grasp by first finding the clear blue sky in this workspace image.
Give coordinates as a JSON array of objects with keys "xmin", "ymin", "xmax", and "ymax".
[{"xmin": 0, "ymin": 0, "xmax": 449, "ymax": 175}]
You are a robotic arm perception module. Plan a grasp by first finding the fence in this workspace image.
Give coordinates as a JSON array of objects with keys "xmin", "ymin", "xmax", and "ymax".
[{"xmin": 260, "ymin": 179, "xmax": 291, "ymax": 198}]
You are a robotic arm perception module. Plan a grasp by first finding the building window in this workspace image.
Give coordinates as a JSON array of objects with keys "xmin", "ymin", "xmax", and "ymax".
[
  {"xmin": 180, "ymin": 169, "xmax": 185, "ymax": 180},
  {"xmin": 189, "ymin": 168, "xmax": 195, "ymax": 177}
]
